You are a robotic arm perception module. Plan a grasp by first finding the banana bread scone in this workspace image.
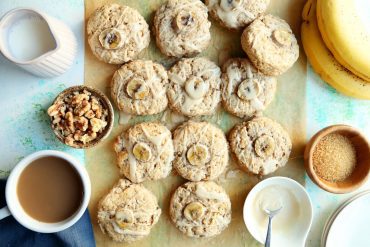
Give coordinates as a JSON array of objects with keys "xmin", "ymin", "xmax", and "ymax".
[
  {"xmin": 170, "ymin": 181, "xmax": 231, "ymax": 238},
  {"xmin": 87, "ymin": 4, "xmax": 150, "ymax": 64},
  {"xmin": 111, "ymin": 60, "xmax": 168, "ymax": 115},
  {"xmin": 241, "ymin": 14, "xmax": 299, "ymax": 76},
  {"xmin": 167, "ymin": 57, "xmax": 221, "ymax": 117},
  {"xmin": 173, "ymin": 121, "xmax": 228, "ymax": 181},
  {"xmin": 221, "ymin": 58, "xmax": 277, "ymax": 119},
  {"xmin": 229, "ymin": 117, "xmax": 292, "ymax": 175},
  {"xmin": 97, "ymin": 179, "xmax": 161, "ymax": 243},
  {"xmin": 114, "ymin": 121, "xmax": 174, "ymax": 183},
  {"xmin": 205, "ymin": 0, "xmax": 270, "ymax": 30},
  {"xmin": 153, "ymin": 0, "xmax": 211, "ymax": 57}
]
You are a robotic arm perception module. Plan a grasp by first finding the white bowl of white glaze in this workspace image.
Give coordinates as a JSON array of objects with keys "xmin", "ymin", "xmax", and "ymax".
[{"xmin": 243, "ymin": 176, "xmax": 313, "ymax": 247}]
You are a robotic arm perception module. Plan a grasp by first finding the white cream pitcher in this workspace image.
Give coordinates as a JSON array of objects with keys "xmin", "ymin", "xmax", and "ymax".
[{"xmin": 0, "ymin": 8, "xmax": 77, "ymax": 77}]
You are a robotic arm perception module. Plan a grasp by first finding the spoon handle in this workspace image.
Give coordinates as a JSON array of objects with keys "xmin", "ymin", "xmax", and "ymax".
[{"xmin": 264, "ymin": 215, "xmax": 272, "ymax": 247}]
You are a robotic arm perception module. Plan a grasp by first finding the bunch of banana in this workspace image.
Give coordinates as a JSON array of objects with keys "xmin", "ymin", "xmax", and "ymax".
[
  {"xmin": 301, "ymin": 0, "xmax": 370, "ymax": 99},
  {"xmin": 317, "ymin": 0, "xmax": 370, "ymax": 81}
]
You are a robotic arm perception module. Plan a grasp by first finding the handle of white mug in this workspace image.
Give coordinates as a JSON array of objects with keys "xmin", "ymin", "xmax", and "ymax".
[{"xmin": 0, "ymin": 206, "xmax": 11, "ymax": 220}]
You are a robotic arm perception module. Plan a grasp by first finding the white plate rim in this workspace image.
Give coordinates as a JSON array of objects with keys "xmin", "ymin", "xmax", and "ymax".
[
  {"xmin": 321, "ymin": 190, "xmax": 370, "ymax": 247},
  {"xmin": 324, "ymin": 190, "xmax": 370, "ymax": 247}
]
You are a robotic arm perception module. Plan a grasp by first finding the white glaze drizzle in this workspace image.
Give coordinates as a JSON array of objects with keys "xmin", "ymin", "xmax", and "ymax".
[{"xmin": 195, "ymin": 184, "xmax": 229, "ymax": 202}]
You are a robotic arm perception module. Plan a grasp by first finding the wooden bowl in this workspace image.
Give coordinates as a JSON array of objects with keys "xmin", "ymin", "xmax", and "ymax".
[
  {"xmin": 50, "ymin": 85, "xmax": 114, "ymax": 149},
  {"xmin": 304, "ymin": 125, "xmax": 370, "ymax": 194}
]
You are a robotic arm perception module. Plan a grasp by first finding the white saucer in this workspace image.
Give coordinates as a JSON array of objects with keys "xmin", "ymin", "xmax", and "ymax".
[{"xmin": 243, "ymin": 176, "xmax": 313, "ymax": 247}]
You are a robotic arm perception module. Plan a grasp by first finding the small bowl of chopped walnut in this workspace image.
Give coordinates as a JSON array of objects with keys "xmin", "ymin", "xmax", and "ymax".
[{"xmin": 47, "ymin": 85, "xmax": 114, "ymax": 149}]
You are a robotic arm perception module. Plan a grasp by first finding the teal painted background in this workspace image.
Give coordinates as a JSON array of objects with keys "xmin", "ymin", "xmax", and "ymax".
[
  {"xmin": 305, "ymin": 63, "xmax": 370, "ymax": 246},
  {"xmin": 0, "ymin": 0, "xmax": 84, "ymax": 177}
]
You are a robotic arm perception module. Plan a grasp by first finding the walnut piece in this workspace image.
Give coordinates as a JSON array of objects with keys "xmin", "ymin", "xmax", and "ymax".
[
  {"xmin": 75, "ymin": 116, "xmax": 89, "ymax": 131},
  {"xmin": 84, "ymin": 110, "xmax": 95, "ymax": 119},
  {"xmin": 74, "ymin": 100, "xmax": 91, "ymax": 116},
  {"xmin": 90, "ymin": 118, "xmax": 107, "ymax": 133},
  {"xmin": 72, "ymin": 93, "xmax": 89, "ymax": 105}
]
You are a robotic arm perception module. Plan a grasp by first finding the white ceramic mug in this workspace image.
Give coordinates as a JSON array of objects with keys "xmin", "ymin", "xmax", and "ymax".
[
  {"xmin": 0, "ymin": 150, "xmax": 91, "ymax": 233},
  {"xmin": 0, "ymin": 8, "xmax": 77, "ymax": 77}
]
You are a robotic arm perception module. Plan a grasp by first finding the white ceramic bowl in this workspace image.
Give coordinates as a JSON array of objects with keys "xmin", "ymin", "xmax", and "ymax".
[
  {"xmin": 2, "ymin": 150, "xmax": 90, "ymax": 233},
  {"xmin": 243, "ymin": 176, "xmax": 313, "ymax": 247}
]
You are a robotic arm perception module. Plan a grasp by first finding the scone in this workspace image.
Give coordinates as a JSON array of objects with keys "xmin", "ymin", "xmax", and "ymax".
[
  {"xmin": 229, "ymin": 117, "xmax": 292, "ymax": 175},
  {"xmin": 167, "ymin": 57, "xmax": 221, "ymax": 117},
  {"xmin": 97, "ymin": 179, "xmax": 161, "ymax": 243},
  {"xmin": 111, "ymin": 60, "xmax": 168, "ymax": 115},
  {"xmin": 114, "ymin": 121, "xmax": 174, "ymax": 183},
  {"xmin": 206, "ymin": 0, "xmax": 270, "ymax": 30},
  {"xmin": 87, "ymin": 4, "xmax": 150, "ymax": 64},
  {"xmin": 169, "ymin": 181, "xmax": 231, "ymax": 238},
  {"xmin": 221, "ymin": 58, "xmax": 277, "ymax": 119},
  {"xmin": 173, "ymin": 121, "xmax": 228, "ymax": 181},
  {"xmin": 153, "ymin": 0, "xmax": 211, "ymax": 57},
  {"xmin": 241, "ymin": 14, "xmax": 299, "ymax": 76}
]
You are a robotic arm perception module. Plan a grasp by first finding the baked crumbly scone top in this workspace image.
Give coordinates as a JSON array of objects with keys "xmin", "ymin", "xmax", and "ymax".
[
  {"xmin": 241, "ymin": 14, "xmax": 299, "ymax": 76},
  {"xmin": 153, "ymin": 0, "xmax": 211, "ymax": 57},
  {"xmin": 173, "ymin": 121, "xmax": 228, "ymax": 181},
  {"xmin": 114, "ymin": 121, "xmax": 174, "ymax": 183},
  {"xmin": 167, "ymin": 57, "xmax": 221, "ymax": 117},
  {"xmin": 97, "ymin": 179, "xmax": 161, "ymax": 243},
  {"xmin": 206, "ymin": 0, "xmax": 270, "ymax": 30},
  {"xmin": 221, "ymin": 58, "xmax": 277, "ymax": 119},
  {"xmin": 229, "ymin": 117, "xmax": 292, "ymax": 175},
  {"xmin": 111, "ymin": 60, "xmax": 168, "ymax": 115},
  {"xmin": 170, "ymin": 181, "xmax": 231, "ymax": 238},
  {"xmin": 87, "ymin": 3, "xmax": 150, "ymax": 64}
]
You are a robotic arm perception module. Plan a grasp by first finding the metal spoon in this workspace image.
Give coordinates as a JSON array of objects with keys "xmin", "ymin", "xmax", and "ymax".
[{"xmin": 264, "ymin": 206, "xmax": 282, "ymax": 247}]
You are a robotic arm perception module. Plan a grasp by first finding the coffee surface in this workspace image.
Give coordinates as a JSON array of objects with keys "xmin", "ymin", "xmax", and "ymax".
[{"xmin": 17, "ymin": 156, "xmax": 83, "ymax": 223}]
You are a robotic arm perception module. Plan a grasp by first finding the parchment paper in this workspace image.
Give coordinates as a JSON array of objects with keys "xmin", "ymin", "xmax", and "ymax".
[{"xmin": 85, "ymin": 0, "xmax": 307, "ymax": 246}]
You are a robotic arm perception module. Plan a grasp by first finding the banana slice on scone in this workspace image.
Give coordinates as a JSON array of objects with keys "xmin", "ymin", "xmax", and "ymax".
[
  {"xmin": 111, "ymin": 60, "xmax": 168, "ymax": 116},
  {"xmin": 167, "ymin": 57, "xmax": 221, "ymax": 117},
  {"xmin": 241, "ymin": 14, "xmax": 299, "ymax": 76},
  {"xmin": 221, "ymin": 58, "xmax": 277, "ymax": 119},
  {"xmin": 87, "ymin": 4, "xmax": 150, "ymax": 64},
  {"xmin": 229, "ymin": 117, "xmax": 292, "ymax": 175},
  {"xmin": 170, "ymin": 181, "xmax": 231, "ymax": 238},
  {"xmin": 114, "ymin": 121, "xmax": 174, "ymax": 183},
  {"xmin": 97, "ymin": 179, "xmax": 161, "ymax": 243},
  {"xmin": 206, "ymin": 0, "xmax": 270, "ymax": 30},
  {"xmin": 173, "ymin": 121, "xmax": 228, "ymax": 181},
  {"xmin": 154, "ymin": 0, "xmax": 211, "ymax": 57}
]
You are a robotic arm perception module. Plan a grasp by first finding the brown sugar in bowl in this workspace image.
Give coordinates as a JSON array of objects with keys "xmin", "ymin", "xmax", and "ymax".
[{"xmin": 304, "ymin": 125, "xmax": 370, "ymax": 194}]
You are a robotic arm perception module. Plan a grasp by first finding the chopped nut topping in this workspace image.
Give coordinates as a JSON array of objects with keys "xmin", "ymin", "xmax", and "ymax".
[
  {"xmin": 90, "ymin": 118, "xmax": 107, "ymax": 133},
  {"xmin": 74, "ymin": 100, "xmax": 91, "ymax": 116},
  {"xmin": 84, "ymin": 110, "xmax": 95, "ymax": 119},
  {"xmin": 72, "ymin": 93, "xmax": 89, "ymax": 105},
  {"xmin": 75, "ymin": 116, "xmax": 89, "ymax": 131},
  {"xmin": 48, "ymin": 89, "xmax": 109, "ymax": 148}
]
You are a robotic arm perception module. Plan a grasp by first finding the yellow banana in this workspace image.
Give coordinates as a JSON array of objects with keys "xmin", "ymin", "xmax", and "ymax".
[
  {"xmin": 301, "ymin": 0, "xmax": 370, "ymax": 100},
  {"xmin": 316, "ymin": 0, "xmax": 370, "ymax": 82}
]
